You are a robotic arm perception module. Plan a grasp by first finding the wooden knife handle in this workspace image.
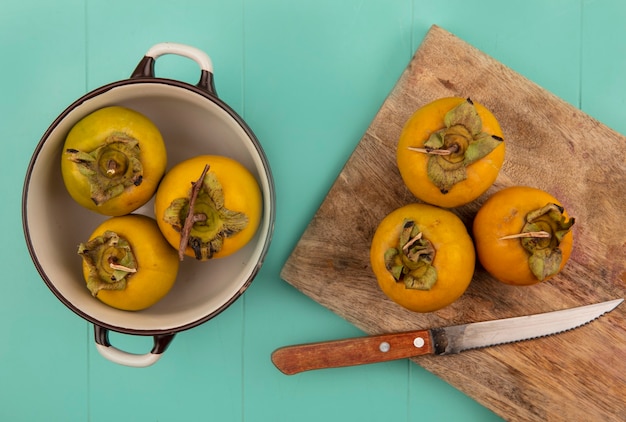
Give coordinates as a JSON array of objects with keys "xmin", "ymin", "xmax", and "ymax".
[{"xmin": 271, "ymin": 330, "xmax": 434, "ymax": 375}]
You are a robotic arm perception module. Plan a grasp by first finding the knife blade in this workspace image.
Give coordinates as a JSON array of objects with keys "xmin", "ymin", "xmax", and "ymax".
[{"xmin": 271, "ymin": 298, "xmax": 623, "ymax": 375}]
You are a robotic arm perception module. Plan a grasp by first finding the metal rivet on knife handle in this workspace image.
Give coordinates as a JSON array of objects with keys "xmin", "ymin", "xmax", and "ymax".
[{"xmin": 414, "ymin": 337, "xmax": 426, "ymax": 348}]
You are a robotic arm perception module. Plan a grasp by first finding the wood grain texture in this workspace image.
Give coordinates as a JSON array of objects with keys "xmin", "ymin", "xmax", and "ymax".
[{"xmin": 280, "ymin": 25, "xmax": 626, "ymax": 421}]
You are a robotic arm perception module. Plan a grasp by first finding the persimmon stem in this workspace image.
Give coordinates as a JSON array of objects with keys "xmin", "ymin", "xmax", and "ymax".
[
  {"xmin": 408, "ymin": 146, "xmax": 451, "ymax": 156},
  {"xmin": 407, "ymin": 143, "xmax": 461, "ymax": 156},
  {"xmin": 178, "ymin": 164, "xmax": 210, "ymax": 261},
  {"xmin": 106, "ymin": 159, "xmax": 117, "ymax": 175},
  {"xmin": 192, "ymin": 214, "xmax": 207, "ymax": 223},
  {"xmin": 402, "ymin": 232, "xmax": 423, "ymax": 252},
  {"xmin": 109, "ymin": 263, "xmax": 137, "ymax": 273},
  {"xmin": 499, "ymin": 231, "xmax": 551, "ymax": 241}
]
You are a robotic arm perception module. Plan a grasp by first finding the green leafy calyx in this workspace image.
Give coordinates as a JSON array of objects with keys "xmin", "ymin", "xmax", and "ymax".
[
  {"xmin": 520, "ymin": 203, "xmax": 575, "ymax": 281},
  {"xmin": 163, "ymin": 166, "xmax": 248, "ymax": 261},
  {"xmin": 384, "ymin": 219, "xmax": 437, "ymax": 290},
  {"xmin": 78, "ymin": 231, "xmax": 138, "ymax": 296},
  {"xmin": 412, "ymin": 99, "xmax": 503, "ymax": 194},
  {"xmin": 65, "ymin": 132, "xmax": 143, "ymax": 205}
]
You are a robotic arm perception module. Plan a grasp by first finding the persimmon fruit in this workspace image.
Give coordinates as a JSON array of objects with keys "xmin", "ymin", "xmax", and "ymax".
[
  {"xmin": 370, "ymin": 203, "xmax": 475, "ymax": 313},
  {"xmin": 472, "ymin": 186, "xmax": 575, "ymax": 286},
  {"xmin": 154, "ymin": 155, "xmax": 262, "ymax": 261},
  {"xmin": 61, "ymin": 106, "xmax": 167, "ymax": 216},
  {"xmin": 397, "ymin": 97, "xmax": 505, "ymax": 208},
  {"xmin": 78, "ymin": 214, "xmax": 179, "ymax": 311}
]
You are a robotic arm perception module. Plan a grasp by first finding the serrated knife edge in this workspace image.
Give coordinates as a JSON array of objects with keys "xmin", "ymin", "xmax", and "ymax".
[{"xmin": 433, "ymin": 298, "xmax": 624, "ymax": 354}]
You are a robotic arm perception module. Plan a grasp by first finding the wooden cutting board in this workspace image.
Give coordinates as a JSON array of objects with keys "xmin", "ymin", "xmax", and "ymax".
[{"xmin": 280, "ymin": 25, "xmax": 626, "ymax": 421}]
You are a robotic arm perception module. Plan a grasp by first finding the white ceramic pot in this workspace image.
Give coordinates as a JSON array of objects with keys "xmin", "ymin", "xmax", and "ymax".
[{"xmin": 22, "ymin": 43, "xmax": 275, "ymax": 367}]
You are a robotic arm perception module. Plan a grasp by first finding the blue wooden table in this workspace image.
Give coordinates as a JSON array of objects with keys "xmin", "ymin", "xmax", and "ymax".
[{"xmin": 2, "ymin": 1, "xmax": 624, "ymax": 420}]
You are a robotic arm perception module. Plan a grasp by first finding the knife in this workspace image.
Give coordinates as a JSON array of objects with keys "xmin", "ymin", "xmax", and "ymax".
[{"xmin": 271, "ymin": 298, "xmax": 623, "ymax": 375}]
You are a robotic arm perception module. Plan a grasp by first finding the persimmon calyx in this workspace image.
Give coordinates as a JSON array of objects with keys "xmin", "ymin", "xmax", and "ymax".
[
  {"xmin": 409, "ymin": 98, "xmax": 503, "ymax": 194},
  {"xmin": 78, "ymin": 231, "xmax": 137, "ymax": 296},
  {"xmin": 501, "ymin": 203, "xmax": 575, "ymax": 281},
  {"xmin": 163, "ymin": 165, "xmax": 248, "ymax": 261},
  {"xmin": 384, "ymin": 219, "xmax": 437, "ymax": 290},
  {"xmin": 65, "ymin": 132, "xmax": 143, "ymax": 205}
]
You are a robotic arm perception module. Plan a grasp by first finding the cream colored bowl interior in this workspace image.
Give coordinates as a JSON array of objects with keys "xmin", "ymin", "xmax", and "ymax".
[{"xmin": 24, "ymin": 82, "xmax": 273, "ymax": 333}]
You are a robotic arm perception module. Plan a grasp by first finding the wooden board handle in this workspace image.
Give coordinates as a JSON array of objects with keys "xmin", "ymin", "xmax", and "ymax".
[{"xmin": 271, "ymin": 330, "xmax": 434, "ymax": 375}]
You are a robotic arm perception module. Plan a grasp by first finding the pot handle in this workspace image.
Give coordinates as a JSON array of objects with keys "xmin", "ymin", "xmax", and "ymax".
[
  {"xmin": 94, "ymin": 325, "xmax": 175, "ymax": 368},
  {"xmin": 130, "ymin": 42, "xmax": 217, "ymax": 96}
]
